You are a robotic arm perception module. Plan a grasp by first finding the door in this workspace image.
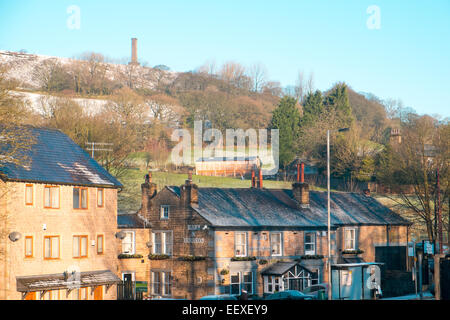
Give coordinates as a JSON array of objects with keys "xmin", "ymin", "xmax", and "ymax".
[
  {"xmin": 123, "ymin": 273, "xmax": 134, "ymax": 300},
  {"xmin": 94, "ymin": 286, "xmax": 103, "ymax": 300},
  {"xmin": 25, "ymin": 292, "xmax": 36, "ymax": 300}
]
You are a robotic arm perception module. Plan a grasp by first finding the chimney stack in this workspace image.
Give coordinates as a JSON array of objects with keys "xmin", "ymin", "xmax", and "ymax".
[
  {"xmin": 293, "ymin": 163, "xmax": 309, "ymax": 208},
  {"xmin": 181, "ymin": 170, "xmax": 198, "ymax": 205},
  {"xmin": 258, "ymin": 168, "xmax": 263, "ymax": 189},
  {"xmin": 141, "ymin": 170, "xmax": 157, "ymax": 214},
  {"xmin": 130, "ymin": 38, "xmax": 139, "ymax": 65},
  {"xmin": 251, "ymin": 169, "xmax": 256, "ymax": 188}
]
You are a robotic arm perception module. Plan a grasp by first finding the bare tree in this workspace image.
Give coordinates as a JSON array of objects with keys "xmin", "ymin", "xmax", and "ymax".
[
  {"xmin": 306, "ymin": 72, "xmax": 314, "ymax": 95},
  {"xmin": 294, "ymin": 70, "xmax": 305, "ymax": 103},
  {"xmin": 248, "ymin": 63, "xmax": 268, "ymax": 92}
]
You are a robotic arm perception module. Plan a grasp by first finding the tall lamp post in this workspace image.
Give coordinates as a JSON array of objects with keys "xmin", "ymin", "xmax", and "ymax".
[{"xmin": 327, "ymin": 127, "xmax": 349, "ymax": 300}]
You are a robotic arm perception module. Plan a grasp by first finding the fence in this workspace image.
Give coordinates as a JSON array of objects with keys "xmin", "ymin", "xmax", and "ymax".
[{"xmin": 117, "ymin": 281, "xmax": 144, "ymax": 300}]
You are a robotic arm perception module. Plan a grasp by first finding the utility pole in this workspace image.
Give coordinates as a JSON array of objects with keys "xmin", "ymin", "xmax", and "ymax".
[
  {"xmin": 326, "ymin": 127, "xmax": 349, "ymax": 301},
  {"xmin": 437, "ymin": 167, "xmax": 443, "ymax": 254}
]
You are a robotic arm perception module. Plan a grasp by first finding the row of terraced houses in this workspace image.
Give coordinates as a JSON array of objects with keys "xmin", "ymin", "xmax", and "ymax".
[{"xmin": 0, "ymin": 127, "xmax": 412, "ymax": 300}]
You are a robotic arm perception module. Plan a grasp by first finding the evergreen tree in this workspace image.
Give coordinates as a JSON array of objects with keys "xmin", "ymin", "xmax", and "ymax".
[
  {"xmin": 301, "ymin": 90, "xmax": 325, "ymax": 125},
  {"xmin": 325, "ymin": 82, "xmax": 354, "ymax": 126},
  {"xmin": 270, "ymin": 96, "xmax": 301, "ymax": 169}
]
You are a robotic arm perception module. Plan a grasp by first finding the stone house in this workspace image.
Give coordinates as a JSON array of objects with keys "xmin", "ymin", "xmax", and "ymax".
[
  {"xmin": 0, "ymin": 127, "xmax": 122, "ymax": 300},
  {"xmin": 138, "ymin": 170, "xmax": 411, "ymax": 299}
]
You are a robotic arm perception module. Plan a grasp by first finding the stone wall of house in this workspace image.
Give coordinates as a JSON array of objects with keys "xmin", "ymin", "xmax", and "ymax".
[
  {"xmin": 0, "ymin": 181, "xmax": 120, "ymax": 300},
  {"xmin": 118, "ymin": 228, "xmax": 150, "ymax": 286}
]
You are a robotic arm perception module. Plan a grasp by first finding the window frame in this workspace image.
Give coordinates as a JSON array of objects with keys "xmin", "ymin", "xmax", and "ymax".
[
  {"xmin": 270, "ymin": 232, "xmax": 283, "ymax": 257},
  {"xmin": 25, "ymin": 184, "xmax": 33, "ymax": 206},
  {"xmin": 97, "ymin": 188, "xmax": 104, "ymax": 208},
  {"xmin": 344, "ymin": 227, "xmax": 356, "ymax": 250},
  {"xmin": 73, "ymin": 235, "xmax": 89, "ymax": 258},
  {"xmin": 235, "ymin": 232, "xmax": 247, "ymax": 257},
  {"xmin": 121, "ymin": 231, "xmax": 136, "ymax": 255},
  {"xmin": 304, "ymin": 232, "xmax": 316, "ymax": 256},
  {"xmin": 25, "ymin": 236, "xmax": 33, "ymax": 258},
  {"xmin": 97, "ymin": 234, "xmax": 104, "ymax": 255},
  {"xmin": 151, "ymin": 271, "xmax": 172, "ymax": 297},
  {"xmin": 44, "ymin": 186, "xmax": 60, "ymax": 209},
  {"xmin": 160, "ymin": 205, "xmax": 170, "ymax": 220},
  {"xmin": 152, "ymin": 231, "xmax": 173, "ymax": 255},
  {"xmin": 43, "ymin": 235, "xmax": 60, "ymax": 260},
  {"xmin": 73, "ymin": 187, "xmax": 89, "ymax": 210}
]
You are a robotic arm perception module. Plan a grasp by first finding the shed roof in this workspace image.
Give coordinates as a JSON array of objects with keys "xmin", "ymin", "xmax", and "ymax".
[
  {"xmin": 16, "ymin": 270, "xmax": 120, "ymax": 292},
  {"xmin": 0, "ymin": 127, "xmax": 122, "ymax": 188},
  {"xmin": 118, "ymin": 213, "xmax": 149, "ymax": 229},
  {"xmin": 167, "ymin": 186, "xmax": 410, "ymax": 228}
]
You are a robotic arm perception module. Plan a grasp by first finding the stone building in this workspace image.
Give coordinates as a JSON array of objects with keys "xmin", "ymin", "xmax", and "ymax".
[
  {"xmin": 0, "ymin": 127, "xmax": 122, "ymax": 300},
  {"xmin": 138, "ymin": 168, "xmax": 411, "ymax": 299}
]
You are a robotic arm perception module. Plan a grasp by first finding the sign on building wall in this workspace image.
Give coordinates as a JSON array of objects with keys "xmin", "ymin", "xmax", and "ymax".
[{"xmin": 184, "ymin": 238, "xmax": 205, "ymax": 244}]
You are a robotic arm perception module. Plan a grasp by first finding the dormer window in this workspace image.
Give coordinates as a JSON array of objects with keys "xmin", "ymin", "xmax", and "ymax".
[{"xmin": 160, "ymin": 205, "xmax": 170, "ymax": 220}]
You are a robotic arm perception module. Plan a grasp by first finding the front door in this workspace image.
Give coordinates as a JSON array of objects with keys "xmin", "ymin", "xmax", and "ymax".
[
  {"xmin": 94, "ymin": 286, "xmax": 103, "ymax": 300},
  {"xmin": 123, "ymin": 273, "xmax": 134, "ymax": 300}
]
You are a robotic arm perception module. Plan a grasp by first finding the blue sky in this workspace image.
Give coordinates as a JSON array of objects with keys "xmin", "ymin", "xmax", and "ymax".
[{"xmin": 0, "ymin": 0, "xmax": 449, "ymax": 117}]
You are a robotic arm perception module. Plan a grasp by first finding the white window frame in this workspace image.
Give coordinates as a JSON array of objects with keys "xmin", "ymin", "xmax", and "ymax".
[
  {"xmin": 160, "ymin": 205, "xmax": 170, "ymax": 220},
  {"xmin": 270, "ymin": 232, "xmax": 283, "ymax": 256},
  {"xmin": 304, "ymin": 232, "xmax": 316, "ymax": 255},
  {"xmin": 235, "ymin": 232, "xmax": 247, "ymax": 257},
  {"xmin": 151, "ymin": 271, "xmax": 171, "ymax": 296},
  {"xmin": 264, "ymin": 275, "xmax": 283, "ymax": 294},
  {"xmin": 344, "ymin": 228, "xmax": 356, "ymax": 250},
  {"xmin": 121, "ymin": 231, "xmax": 136, "ymax": 254},
  {"xmin": 152, "ymin": 231, "xmax": 173, "ymax": 255}
]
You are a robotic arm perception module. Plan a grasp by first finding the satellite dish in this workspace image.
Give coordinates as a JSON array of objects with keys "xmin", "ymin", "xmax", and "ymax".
[{"xmin": 8, "ymin": 232, "xmax": 22, "ymax": 242}]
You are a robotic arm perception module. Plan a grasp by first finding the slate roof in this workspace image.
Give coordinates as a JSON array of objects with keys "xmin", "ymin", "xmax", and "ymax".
[
  {"xmin": 118, "ymin": 213, "xmax": 149, "ymax": 228},
  {"xmin": 16, "ymin": 270, "xmax": 121, "ymax": 292},
  {"xmin": 167, "ymin": 186, "xmax": 410, "ymax": 228},
  {"xmin": 261, "ymin": 261, "xmax": 313, "ymax": 275},
  {"xmin": 0, "ymin": 127, "xmax": 122, "ymax": 188}
]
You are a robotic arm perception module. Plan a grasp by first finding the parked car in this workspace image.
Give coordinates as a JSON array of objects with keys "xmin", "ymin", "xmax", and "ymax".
[
  {"xmin": 264, "ymin": 290, "xmax": 314, "ymax": 300},
  {"xmin": 302, "ymin": 283, "xmax": 329, "ymax": 300},
  {"xmin": 200, "ymin": 295, "xmax": 239, "ymax": 300}
]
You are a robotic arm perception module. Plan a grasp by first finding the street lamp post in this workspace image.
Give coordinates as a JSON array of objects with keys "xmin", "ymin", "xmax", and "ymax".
[{"xmin": 327, "ymin": 128, "xmax": 349, "ymax": 300}]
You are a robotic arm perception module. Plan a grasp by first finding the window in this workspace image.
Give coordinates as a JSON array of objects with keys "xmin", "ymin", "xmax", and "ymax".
[
  {"xmin": 72, "ymin": 287, "xmax": 88, "ymax": 300},
  {"xmin": 242, "ymin": 272, "xmax": 253, "ymax": 294},
  {"xmin": 152, "ymin": 231, "xmax": 173, "ymax": 255},
  {"xmin": 264, "ymin": 276, "xmax": 282, "ymax": 294},
  {"xmin": 73, "ymin": 235, "xmax": 88, "ymax": 258},
  {"xmin": 311, "ymin": 269, "xmax": 320, "ymax": 285},
  {"xmin": 230, "ymin": 273, "xmax": 240, "ymax": 295},
  {"xmin": 73, "ymin": 187, "xmax": 88, "ymax": 209},
  {"xmin": 97, "ymin": 235, "xmax": 104, "ymax": 254},
  {"xmin": 304, "ymin": 232, "xmax": 316, "ymax": 255},
  {"xmin": 160, "ymin": 205, "xmax": 170, "ymax": 219},
  {"xmin": 344, "ymin": 228, "xmax": 356, "ymax": 250},
  {"xmin": 44, "ymin": 236, "xmax": 60, "ymax": 259},
  {"xmin": 25, "ymin": 236, "xmax": 33, "ymax": 258},
  {"xmin": 230, "ymin": 272, "xmax": 254, "ymax": 295},
  {"xmin": 25, "ymin": 184, "xmax": 33, "ymax": 205},
  {"xmin": 41, "ymin": 290, "xmax": 60, "ymax": 300},
  {"xmin": 44, "ymin": 186, "xmax": 59, "ymax": 209},
  {"xmin": 122, "ymin": 231, "xmax": 135, "ymax": 254},
  {"xmin": 97, "ymin": 188, "xmax": 104, "ymax": 207},
  {"xmin": 235, "ymin": 232, "xmax": 247, "ymax": 257},
  {"xmin": 152, "ymin": 271, "xmax": 171, "ymax": 296},
  {"xmin": 270, "ymin": 232, "xmax": 282, "ymax": 256}
]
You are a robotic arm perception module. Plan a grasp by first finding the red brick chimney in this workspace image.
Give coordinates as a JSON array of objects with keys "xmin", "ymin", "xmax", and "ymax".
[
  {"xmin": 130, "ymin": 38, "xmax": 139, "ymax": 65},
  {"xmin": 293, "ymin": 163, "xmax": 309, "ymax": 208},
  {"xmin": 258, "ymin": 169, "xmax": 263, "ymax": 189}
]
